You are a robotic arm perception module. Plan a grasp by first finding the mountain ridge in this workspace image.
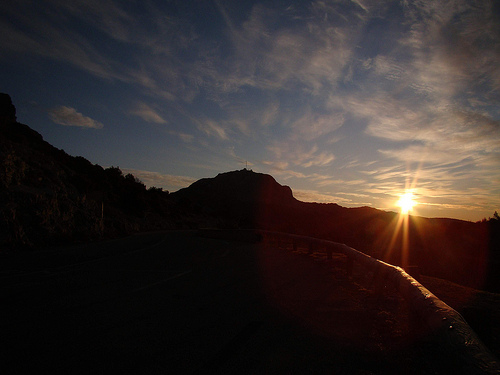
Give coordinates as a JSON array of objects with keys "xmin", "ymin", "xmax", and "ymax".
[{"xmin": 1, "ymin": 93, "xmax": 499, "ymax": 291}]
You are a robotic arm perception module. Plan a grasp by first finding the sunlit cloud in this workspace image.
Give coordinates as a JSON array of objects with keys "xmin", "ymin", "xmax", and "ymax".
[
  {"xmin": 261, "ymin": 163, "xmax": 307, "ymax": 180},
  {"xmin": 198, "ymin": 119, "xmax": 228, "ymax": 140},
  {"xmin": 168, "ymin": 131, "xmax": 194, "ymax": 143},
  {"xmin": 48, "ymin": 106, "xmax": 103, "ymax": 129},
  {"xmin": 261, "ymin": 160, "xmax": 290, "ymax": 171},
  {"xmin": 213, "ymin": 0, "xmax": 363, "ymax": 96},
  {"xmin": 268, "ymin": 142, "xmax": 336, "ymax": 170},
  {"xmin": 290, "ymin": 109, "xmax": 345, "ymax": 141},
  {"xmin": 316, "ymin": 179, "xmax": 366, "ymax": 188},
  {"xmin": 129, "ymin": 102, "xmax": 167, "ymax": 124}
]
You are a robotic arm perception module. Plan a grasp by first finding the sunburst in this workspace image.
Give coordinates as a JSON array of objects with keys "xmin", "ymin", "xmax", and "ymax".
[{"xmin": 397, "ymin": 191, "xmax": 416, "ymax": 215}]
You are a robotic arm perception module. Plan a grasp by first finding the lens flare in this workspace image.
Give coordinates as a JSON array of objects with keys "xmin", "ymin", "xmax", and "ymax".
[{"xmin": 397, "ymin": 192, "xmax": 416, "ymax": 215}]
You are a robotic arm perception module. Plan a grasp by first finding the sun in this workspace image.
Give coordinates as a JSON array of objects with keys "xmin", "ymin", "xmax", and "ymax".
[{"xmin": 397, "ymin": 192, "xmax": 416, "ymax": 215}]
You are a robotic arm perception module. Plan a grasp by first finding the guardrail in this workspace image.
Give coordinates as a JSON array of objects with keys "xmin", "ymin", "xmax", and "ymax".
[{"xmin": 199, "ymin": 229, "xmax": 500, "ymax": 374}]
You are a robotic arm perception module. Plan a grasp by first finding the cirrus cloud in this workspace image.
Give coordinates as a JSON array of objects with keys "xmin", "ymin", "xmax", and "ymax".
[
  {"xmin": 48, "ymin": 106, "xmax": 104, "ymax": 129},
  {"xmin": 129, "ymin": 101, "xmax": 167, "ymax": 124}
]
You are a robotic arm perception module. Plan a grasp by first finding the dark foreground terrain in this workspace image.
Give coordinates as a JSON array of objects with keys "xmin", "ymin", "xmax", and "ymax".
[{"xmin": 1, "ymin": 231, "xmax": 497, "ymax": 374}]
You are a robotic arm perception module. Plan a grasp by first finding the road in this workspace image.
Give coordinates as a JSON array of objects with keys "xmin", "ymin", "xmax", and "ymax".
[{"xmin": 1, "ymin": 231, "xmax": 447, "ymax": 374}]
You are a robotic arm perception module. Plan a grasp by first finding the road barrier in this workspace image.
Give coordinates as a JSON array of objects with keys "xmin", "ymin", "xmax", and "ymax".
[{"xmin": 199, "ymin": 229, "xmax": 500, "ymax": 374}]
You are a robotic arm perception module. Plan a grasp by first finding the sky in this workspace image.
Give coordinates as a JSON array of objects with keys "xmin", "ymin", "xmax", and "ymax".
[{"xmin": 1, "ymin": 0, "xmax": 500, "ymax": 222}]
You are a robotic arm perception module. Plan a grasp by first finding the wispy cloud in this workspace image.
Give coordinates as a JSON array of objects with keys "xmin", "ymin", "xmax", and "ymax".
[
  {"xmin": 168, "ymin": 131, "xmax": 194, "ymax": 143},
  {"xmin": 48, "ymin": 106, "xmax": 103, "ymax": 129},
  {"xmin": 229, "ymin": 2, "xmax": 360, "ymax": 94},
  {"xmin": 129, "ymin": 102, "xmax": 167, "ymax": 124},
  {"xmin": 289, "ymin": 108, "xmax": 345, "ymax": 141},
  {"xmin": 197, "ymin": 119, "xmax": 228, "ymax": 140},
  {"xmin": 0, "ymin": 1, "xmax": 121, "ymax": 80},
  {"xmin": 268, "ymin": 142, "xmax": 336, "ymax": 170}
]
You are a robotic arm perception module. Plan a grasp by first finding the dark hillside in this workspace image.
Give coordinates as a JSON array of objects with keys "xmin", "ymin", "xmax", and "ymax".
[{"xmin": 0, "ymin": 94, "xmax": 175, "ymax": 250}]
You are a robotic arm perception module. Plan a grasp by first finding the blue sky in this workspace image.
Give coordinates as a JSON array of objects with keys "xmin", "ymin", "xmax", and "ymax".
[{"xmin": 1, "ymin": 0, "xmax": 499, "ymax": 221}]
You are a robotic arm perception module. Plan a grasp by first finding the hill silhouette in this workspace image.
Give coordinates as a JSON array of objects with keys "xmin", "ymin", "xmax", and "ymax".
[
  {"xmin": 1, "ymin": 93, "xmax": 499, "ymax": 291},
  {"xmin": 171, "ymin": 174, "xmax": 499, "ymax": 293},
  {"xmin": 171, "ymin": 169, "xmax": 297, "ymax": 229},
  {"xmin": 0, "ymin": 94, "xmax": 179, "ymax": 249}
]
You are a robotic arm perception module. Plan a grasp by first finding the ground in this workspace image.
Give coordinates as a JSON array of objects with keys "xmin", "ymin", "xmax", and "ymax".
[{"xmin": 0, "ymin": 231, "xmax": 498, "ymax": 374}]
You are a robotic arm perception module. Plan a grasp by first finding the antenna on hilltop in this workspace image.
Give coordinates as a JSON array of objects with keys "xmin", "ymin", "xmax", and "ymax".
[{"xmin": 243, "ymin": 160, "xmax": 252, "ymax": 171}]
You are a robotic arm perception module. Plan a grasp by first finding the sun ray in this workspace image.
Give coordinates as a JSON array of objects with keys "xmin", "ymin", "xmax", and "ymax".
[
  {"xmin": 383, "ymin": 163, "xmax": 425, "ymax": 269},
  {"xmin": 397, "ymin": 192, "xmax": 416, "ymax": 215}
]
